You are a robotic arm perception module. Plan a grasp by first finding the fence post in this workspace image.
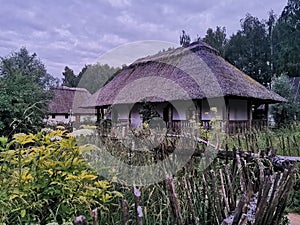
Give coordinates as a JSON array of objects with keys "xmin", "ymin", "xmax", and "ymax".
[
  {"xmin": 91, "ymin": 208, "xmax": 99, "ymax": 225},
  {"xmin": 166, "ymin": 175, "xmax": 183, "ymax": 225},
  {"xmin": 133, "ymin": 185, "xmax": 143, "ymax": 225},
  {"xmin": 120, "ymin": 198, "xmax": 130, "ymax": 225},
  {"xmin": 73, "ymin": 215, "xmax": 88, "ymax": 225}
]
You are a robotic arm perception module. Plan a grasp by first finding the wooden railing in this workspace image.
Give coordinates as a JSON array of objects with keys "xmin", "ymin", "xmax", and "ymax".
[
  {"xmin": 166, "ymin": 120, "xmax": 194, "ymax": 130},
  {"xmin": 227, "ymin": 120, "xmax": 249, "ymax": 134},
  {"xmin": 166, "ymin": 119, "xmax": 268, "ymax": 134},
  {"xmin": 252, "ymin": 119, "xmax": 268, "ymax": 130},
  {"xmin": 227, "ymin": 120, "xmax": 268, "ymax": 134},
  {"xmin": 97, "ymin": 119, "xmax": 268, "ymax": 136}
]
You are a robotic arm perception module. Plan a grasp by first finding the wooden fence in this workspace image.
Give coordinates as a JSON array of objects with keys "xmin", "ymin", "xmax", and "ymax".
[{"xmin": 74, "ymin": 147, "xmax": 298, "ymax": 225}]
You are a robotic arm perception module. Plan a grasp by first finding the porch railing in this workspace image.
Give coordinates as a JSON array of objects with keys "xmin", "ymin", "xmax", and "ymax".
[
  {"xmin": 166, "ymin": 119, "xmax": 268, "ymax": 134},
  {"xmin": 97, "ymin": 119, "xmax": 268, "ymax": 136}
]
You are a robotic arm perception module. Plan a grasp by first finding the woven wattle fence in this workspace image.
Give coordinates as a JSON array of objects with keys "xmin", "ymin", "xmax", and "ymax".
[{"xmin": 74, "ymin": 146, "xmax": 297, "ymax": 225}]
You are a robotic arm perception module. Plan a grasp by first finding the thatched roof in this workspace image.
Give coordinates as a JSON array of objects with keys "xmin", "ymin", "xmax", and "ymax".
[
  {"xmin": 85, "ymin": 41, "xmax": 286, "ymax": 107},
  {"xmin": 48, "ymin": 86, "xmax": 95, "ymax": 115}
]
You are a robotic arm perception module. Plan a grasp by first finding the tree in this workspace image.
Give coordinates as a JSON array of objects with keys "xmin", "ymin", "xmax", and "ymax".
[
  {"xmin": 270, "ymin": 74, "xmax": 300, "ymax": 126},
  {"xmin": 0, "ymin": 48, "xmax": 58, "ymax": 89},
  {"xmin": 72, "ymin": 64, "xmax": 120, "ymax": 94},
  {"xmin": 0, "ymin": 48, "xmax": 58, "ymax": 136},
  {"xmin": 272, "ymin": 0, "xmax": 300, "ymax": 77},
  {"xmin": 180, "ymin": 30, "xmax": 191, "ymax": 47},
  {"xmin": 203, "ymin": 26, "xmax": 227, "ymax": 57},
  {"xmin": 225, "ymin": 14, "xmax": 272, "ymax": 85},
  {"xmin": 62, "ymin": 65, "xmax": 90, "ymax": 88},
  {"xmin": 62, "ymin": 66, "xmax": 78, "ymax": 87},
  {"xmin": 266, "ymin": 10, "xmax": 277, "ymax": 74}
]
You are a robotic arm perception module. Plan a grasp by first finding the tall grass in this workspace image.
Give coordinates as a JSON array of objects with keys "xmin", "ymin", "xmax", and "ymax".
[{"xmin": 222, "ymin": 124, "xmax": 300, "ymax": 156}]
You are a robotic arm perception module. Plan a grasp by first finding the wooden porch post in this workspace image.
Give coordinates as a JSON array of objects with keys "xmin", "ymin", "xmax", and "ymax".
[
  {"xmin": 100, "ymin": 108, "xmax": 104, "ymax": 119},
  {"xmin": 265, "ymin": 104, "xmax": 269, "ymax": 127},
  {"xmin": 248, "ymin": 100, "xmax": 252, "ymax": 130},
  {"xmin": 96, "ymin": 107, "xmax": 105, "ymax": 122},
  {"xmin": 224, "ymin": 98, "xmax": 229, "ymax": 133},
  {"xmin": 96, "ymin": 107, "xmax": 101, "ymax": 123},
  {"xmin": 169, "ymin": 104, "xmax": 173, "ymax": 122},
  {"xmin": 196, "ymin": 100, "xmax": 201, "ymax": 123},
  {"xmin": 163, "ymin": 103, "xmax": 172, "ymax": 128},
  {"xmin": 129, "ymin": 106, "xmax": 132, "ymax": 127}
]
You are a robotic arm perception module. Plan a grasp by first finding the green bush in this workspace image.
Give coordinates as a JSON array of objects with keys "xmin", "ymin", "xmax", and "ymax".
[
  {"xmin": 271, "ymin": 74, "xmax": 300, "ymax": 127},
  {"xmin": 0, "ymin": 130, "xmax": 121, "ymax": 224}
]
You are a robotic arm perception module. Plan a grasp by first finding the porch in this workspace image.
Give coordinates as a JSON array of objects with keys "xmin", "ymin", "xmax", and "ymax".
[{"xmin": 95, "ymin": 98, "xmax": 270, "ymax": 135}]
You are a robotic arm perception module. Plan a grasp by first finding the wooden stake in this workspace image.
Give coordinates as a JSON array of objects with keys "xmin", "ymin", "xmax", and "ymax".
[
  {"xmin": 133, "ymin": 185, "xmax": 143, "ymax": 225},
  {"xmin": 166, "ymin": 175, "xmax": 183, "ymax": 225}
]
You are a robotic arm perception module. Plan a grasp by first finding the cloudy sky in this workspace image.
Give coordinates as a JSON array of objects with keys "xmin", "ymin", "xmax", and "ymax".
[{"xmin": 0, "ymin": 0, "xmax": 287, "ymax": 79}]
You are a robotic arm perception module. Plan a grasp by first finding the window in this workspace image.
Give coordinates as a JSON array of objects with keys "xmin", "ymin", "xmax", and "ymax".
[
  {"xmin": 228, "ymin": 99, "xmax": 247, "ymax": 121},
  {"xmin": 51, "ymin": 114, "xmax": 55, "ymax": 119},
  {"xmin": 201, "ymin": 99, "xmax": 223, "ymax": 120},
  {"xmin": 65, "ymin": 114, "xmax": 69, "ymax": 119}
]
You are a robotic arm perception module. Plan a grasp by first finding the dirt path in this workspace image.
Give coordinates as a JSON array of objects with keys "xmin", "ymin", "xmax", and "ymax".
[{"xmin": 288, "ymin": 213, "xmax": 300, "ymax": 225}]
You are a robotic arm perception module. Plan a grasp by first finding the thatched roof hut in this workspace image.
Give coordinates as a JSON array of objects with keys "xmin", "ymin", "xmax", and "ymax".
[
  {"xmin": 48, "ymin": 86, "xmax": 94, "ymax": 115},
  {"xmin": 87, "ymin": 41, "xmax": 285, "ymax": 107}
]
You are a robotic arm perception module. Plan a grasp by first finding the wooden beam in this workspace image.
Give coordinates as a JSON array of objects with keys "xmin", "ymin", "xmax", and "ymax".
[
  {"xmin": 96, "ymin": 107, "xmax": 101, "ymax": 122},
  {"xmin": 248, "ymin": 100, "xmax": 252, "ymax": 130}
]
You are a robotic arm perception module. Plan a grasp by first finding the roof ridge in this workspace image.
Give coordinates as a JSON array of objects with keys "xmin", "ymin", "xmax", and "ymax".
[{"xmin": 131, "ymin": 40, "xmax": 219, "ymax": 66}]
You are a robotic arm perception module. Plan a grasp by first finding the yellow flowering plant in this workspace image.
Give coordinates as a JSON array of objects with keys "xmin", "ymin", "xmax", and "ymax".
[{"xmin": 0, "ymin": 130, "xmax": 121, "ymax": 224}]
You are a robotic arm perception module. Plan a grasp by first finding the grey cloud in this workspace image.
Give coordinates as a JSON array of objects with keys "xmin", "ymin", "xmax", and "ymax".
[{"xmin": 0, "ymin": 0, "xmax": 287, "ymax": 79}]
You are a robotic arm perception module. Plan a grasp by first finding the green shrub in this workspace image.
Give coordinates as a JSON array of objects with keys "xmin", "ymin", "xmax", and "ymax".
[{"xmin": 0, "ymin": 130, "xmax": 121, "ymax": 224}]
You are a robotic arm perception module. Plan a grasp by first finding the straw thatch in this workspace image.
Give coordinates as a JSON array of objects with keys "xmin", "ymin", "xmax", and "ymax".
[
  {"xmin": 85, "ymin": 41, "xmax": 286, "ymax": 107},
  {"xmin": 48, "ymin": 86, "xmax": 94, "ymax": 115}
]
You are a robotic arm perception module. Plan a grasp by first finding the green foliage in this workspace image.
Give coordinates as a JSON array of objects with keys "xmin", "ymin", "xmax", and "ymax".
[
  {"xmin": 62, "ymin": 66, "xmax": 79, "ymax": 87},
  {"xmin": 223, "ymin": 0, "xmax": 300, "ymax": 82},
  {"xmin": 0, "ymin": 48, "xmax": 58, "ymax": 89},
  {"xmin": 288, "ymin": 169, "xmax": 300, "ymax": 213},
  {"xmin": 0, "ymin": 48, "xmax": 58, "ymax": 137},
  {"xmin": 225, "ymin": 14, "xmax": 272, "ymax": 85},
  {"xmin": 62, "ymin": 64, "xmax": 120, "ymax": 94},
  {"xmin": 223, "ymin": 124, "xmax": 300, "ymax": 156},
  {"xmin": 138, "ymin": 101, "xmax": 161, "ymax": 123},
  {"xmin": 0, "ymin": 130, "xmax": 121, "ymax": 224},
  {"xmin": 0, "ymin": 136, "xmax": 8, "ymax": 149},
  {"xmin": 271, "ymin": 74, "xmax": 300, "ymax": 126},
  {"xmin": 202, "ymin": 0, "xmax": 300, "ymax": 86},
  {"xmin": 273, "ymin": 0, "xmax": 300, "ymax": 77},
  {"xmin": 203, "ymin": 26, "xmax": 227, "ymax": 57}
]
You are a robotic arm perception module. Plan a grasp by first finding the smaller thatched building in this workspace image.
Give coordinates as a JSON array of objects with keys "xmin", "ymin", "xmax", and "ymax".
[
  {"xmin": 47, "ymin": 86, "xmax": 96, "ymax": 125},
  {"xmin": 85, "ymin": 41, "xmax": 285, "ymax": 133}
]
